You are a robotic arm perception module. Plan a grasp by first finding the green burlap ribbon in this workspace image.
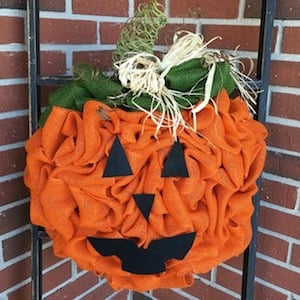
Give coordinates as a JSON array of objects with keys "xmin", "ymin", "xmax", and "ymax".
[
  {"xmin": 39, "ymin": 64, "xmax": 123, "ymax": 126},
  {"xmin": 39, "ymin": 61, "xmax": 236, "ymax": 127}
]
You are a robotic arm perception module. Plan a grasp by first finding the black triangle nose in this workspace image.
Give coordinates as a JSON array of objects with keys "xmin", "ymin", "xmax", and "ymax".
[{"xmin": 133, "ymin": 194, "xmax": 155, "ymax": 221}]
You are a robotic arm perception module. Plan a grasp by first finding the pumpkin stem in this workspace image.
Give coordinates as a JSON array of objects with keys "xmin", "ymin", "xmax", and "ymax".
[{"xmin": 112, "ymin": 0, "xmax": 167, "ymax": 63}]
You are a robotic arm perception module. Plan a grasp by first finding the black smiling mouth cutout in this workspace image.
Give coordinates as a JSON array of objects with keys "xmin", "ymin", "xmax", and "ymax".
[
  {"xmin": 88, "ymin": 193, "xmax": 196, "ymax": 275},
  {"xmin": 88, "ymin": 230, "xmax": 196, "ymax": 274},
  {"xmin": 87, "ymin": 137, "xmax": 195, "ymax": 275}
]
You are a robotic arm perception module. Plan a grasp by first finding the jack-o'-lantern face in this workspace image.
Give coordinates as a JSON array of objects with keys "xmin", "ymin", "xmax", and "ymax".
[
  {"xmin": 88, "ymin": 136, "xmax": 196, "ymax": 275},
  {"xmin": 25, "ymin": 90, "xmax": 267, "ymax": 291}
]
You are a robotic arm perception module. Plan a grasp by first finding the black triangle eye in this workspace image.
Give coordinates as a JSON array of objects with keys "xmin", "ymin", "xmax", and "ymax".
[
  {"xmin": 161, "ymin": 140, "xmax": 189, "ymax": 178},
  {"xmin": 103, "ymin": 136, "xmax": 133, "ymax": 177}
]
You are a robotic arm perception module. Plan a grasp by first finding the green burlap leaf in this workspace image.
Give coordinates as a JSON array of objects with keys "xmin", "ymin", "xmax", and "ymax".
[
  {"xmin": 38, "ymin": 106, "xmax": 53, "ymax": 128},
  {"xmin": 211, "ymin": 61, "xmax": 236, "ymax": 97},
  {"xmin": 165, "ymin": 59, "xmax": 236, "ymax": 99},
  {"xmin": 74, "ymin": 64, "xmax": 124, "ymax": 100},
  {"xmin": 39, "ymin": 64, "xmax": 124, "ymax": 127},
  {"xmin": 210, "ymin": 62, "xmax": 226, "ymax": 98},
  {"xmin": 221, "ymin": 66, "xmax": 236, "ymax": 95},
  {"xmin": 123, "ymin": 93, "xmax": 154, "ymax": 110},
  {"xmin": 49, "ymin": 81, "xmax": 92, "ymax": 108},
  {"xmin": 165, "ymin": 58, "xmax": 208, "ymax": 92},
  {"xmin": 39, "ymin": 82, "xmax": 91, "ymax": 127}
]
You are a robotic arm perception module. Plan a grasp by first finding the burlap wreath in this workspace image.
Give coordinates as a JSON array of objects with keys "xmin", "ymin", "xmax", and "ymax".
[{"xmin": 25, "ymin": 89, "xmax": 267, "ymax": 291}]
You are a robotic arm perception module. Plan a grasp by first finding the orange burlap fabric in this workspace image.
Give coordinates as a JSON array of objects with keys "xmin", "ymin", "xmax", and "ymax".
[{"xmin": 24, "ymin": 89, "xmax": 267, "ymax": 291}]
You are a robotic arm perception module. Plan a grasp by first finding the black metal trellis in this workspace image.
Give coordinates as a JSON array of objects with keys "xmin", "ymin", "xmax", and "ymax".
[{"xmin": 27, "ymin": 1, "xmax": 276, "ymax": 299}]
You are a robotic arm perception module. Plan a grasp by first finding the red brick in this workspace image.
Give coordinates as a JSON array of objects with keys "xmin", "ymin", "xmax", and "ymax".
[
  {"xmin": 270, "ymin": 61, "xmax": 300, "ymax": 88},
  {"xmin": 198, "ymin": 271, "xmax": 211, "ymax": 281},
  {"xmin": 275, "ymin": 0, "xmax": 300, "ymax": 19},
  {"xmin": 0, "ymin": 52, "xmax": 27, "ymax": 79},
  {"xmin": 244, "ymin": 0, "xmax": 262, "ymax": 18},
  {"xmin": 0, "ymin": 116, "xmax": 29, "ymax": 146},
  {"xmin": 40, "ymin": 0, "xmax": 65, "ymax": 11},
  {"xmin": 216, "ymin": 266, "xmax": 242, "ymax": 294},
  {"xmin": 154, "ymin": 289, "xmax": 190, "ymax": 300},
  {"xmin": 0, "ymin": 257, "xmax": 30, "ymax": 293},
  {"xmin": 43, "ymin": 245, "xmax": 64, "ymax": 270},
  {"xmin": 282, "ymin": 27, "xmax": 300, "ymax": 54},
  {"xmin": 100, "ymin": 22, "xmax": 197, "ymax": 47},
  {"xmin": 202, "ymin": 25, "xmax": 260, "ymax": 52},
  {"xmin": 270, "ymin": 92, "xmax": 300, "ymax": 121},
  {"xmin": 261, "ymin": 179, "xmax": 297, "ymax": 209},
  {"xmin": 0, "ymin": 176, "xmax": 29, "ymax": 206},
  {"xmin": 157, "ymin": 24, "xmax": 197, "ymax": 46},
  {"xmin": 266, "ymin": 123, "xmax": 300, "ymax": 153},
  {"xmin": 264, "ymin": 152, "xmax": 300, "ymax": 181},
  {"xmin": 223, "ymin": 253, "xmax": 244, "ymax": 271},
  {"xmin": 108, "ymin": 290, "xmax": 131, "ymax": 300},
  {"xmin": 132, "ymin": 292, "xmax": 154, "ymax": 300},
  {"xmin": 0, "ymin": 84, "xmax": 28, "ymax": 112},
  {"xmin": 170, "ymin": 0, "xmax": 239, "ymax": 18},
  {"xmin": 100, "ymin": 22, "xmax": 125, "ymax": 44},
  {"xmin": 40, "ymin": 19, "xmax": 97, "ymax": 44},
  {"xmin": 2, "ymin": 229, "xmax": 31, "ymax": 261},
  {"xmin": 0, "ymin": 0, "xmax": 26, "ymax": 9},
  {"xmin": 257, "ymin": 232, "xmax": 289, "ymax": 262},
  {"xmin": 43, "ymin": 262, "xmax": 72, "ymax": 293},
  {"xmin": 245, "ymin": 0, "xmax": 300, "ymax": 20},
  {"xmin": 0, "ymin": 202, "xmax": 29, "ymax": 235},
  {"xmin": 183, "ymin": 279, "xmax": 236, "ymax": 299},
  {"xmin": 254, "ymin": 282, "xmax": 287, "ymax": 300},
  {"xmin": 204, "ymin": 25, "xmax": 277, "ymax": 52},
  {"xmin": 256, "ymin": 258, "xmax": 300, "ymax": 294},
  {"xmin": 72, "ymin": 0, "xmax": 128, "ymax": 17},
  {"xmin": 0, "ymin": 147, "xmax": 26, "ymax": 176},
  {"xmin": 41, "ymin": 85, "xmax": 60, "ymax": 107},
  {"xmin": 45, "ymin": 272, "xmax": 99, "ymax": 300},
  {"xmin": 259, "ymin": 206, "xmax": 300, "ymax": 240},
  {"xmin": 81, "ymin": 281, "xmax": 116, "ymax": 299},
  {"xmin": 0, "ymin": 17, "xmax": 24, "ymax": 44},
  {"xmin": 112, "ymin": 290, "xmax": 132, "ymax": 300},
  {"xmin": 291, "ymin": 244, "xmax": 300, "ymax": 268},
  {"xmin": 73, "ymin": 51, "xmax": 113, "ymax": 72},
  {"xmin": 7, "ymin": 282, "xmax": 31, "ymax": 300},
  {"xmin": 40, "ymin": 51, "xmax": 66, "ymax": 75}
]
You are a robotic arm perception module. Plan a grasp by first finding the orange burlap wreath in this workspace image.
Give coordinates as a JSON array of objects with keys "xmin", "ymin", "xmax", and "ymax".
[{"xmin": 24, "ymin": 89, "xmax": 267, "ymax": 291}]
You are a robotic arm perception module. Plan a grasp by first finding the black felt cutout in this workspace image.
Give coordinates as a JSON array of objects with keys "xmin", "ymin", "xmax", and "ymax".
[
  {"xmin": 88, "ymin": 232, "xmax": 196, "ymax": 274},
  {"xmin": 162, "ymin": 140, "xmax": 189, "ymax": 177},
  {"xmin": 133, "ymin": 194, "xmax": 155, "ymax": 221},
  {"xmin": 103, "ymin": 136, "xmax": 133, "ymax": 177}
]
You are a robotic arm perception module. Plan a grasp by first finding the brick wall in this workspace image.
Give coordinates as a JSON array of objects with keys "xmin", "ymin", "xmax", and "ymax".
[{"xmin": 0, "ymin": 0, "xmax": 299, "ymax": 299}]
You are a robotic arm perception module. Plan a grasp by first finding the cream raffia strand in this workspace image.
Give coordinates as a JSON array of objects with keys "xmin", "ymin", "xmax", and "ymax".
[
  {"xmin": 115, "ymin": 52, "xmax": 195, "ymax": 139},
  {"xmin": 160, "ymin": 31, "xmax": 222, "ymax": 75},
  {"xmin": 228, "ymin": 52, "xmax": 258, "ymax": 114},
  {"xmin": 113, "ymin": 31, "xmax": 258, "ymax": 139}
]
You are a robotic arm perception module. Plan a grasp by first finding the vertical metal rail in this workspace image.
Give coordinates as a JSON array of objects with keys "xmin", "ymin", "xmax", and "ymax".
[
  {"xmin": 27, "ymin": 0, "xmax": 40, "ymax": 134},
  {"xmin": 241, "ymin": 0, "xmax": 277, "ymax": 299},
  {"xmin": 27, "ymin": 0, "xmax": 42, "ymax": 299}
]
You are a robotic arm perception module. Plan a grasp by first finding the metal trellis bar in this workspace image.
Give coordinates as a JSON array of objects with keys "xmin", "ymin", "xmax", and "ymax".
[
  {"xmin": 27, "ymin": 0, "xmax": 42, "ymax": 299},
  {"xmin": 241, "ymin": 0, "xmax": 277, "ymax": 299}
]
